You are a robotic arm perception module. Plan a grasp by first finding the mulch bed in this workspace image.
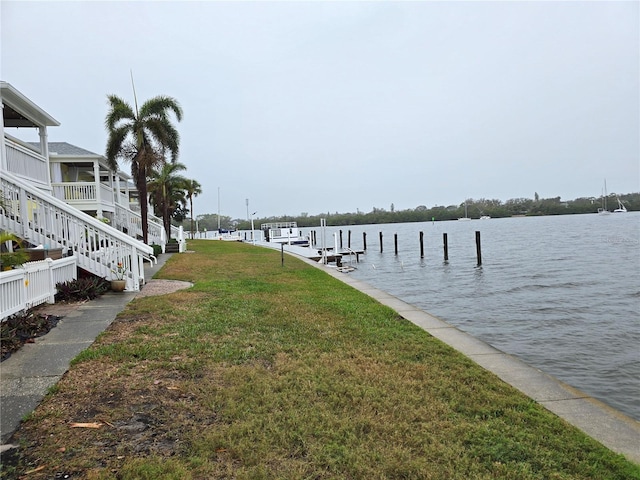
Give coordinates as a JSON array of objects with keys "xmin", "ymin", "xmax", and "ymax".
[{"xmin": 0, "ymin": 310, "xmax": 62, "ymax": 362}]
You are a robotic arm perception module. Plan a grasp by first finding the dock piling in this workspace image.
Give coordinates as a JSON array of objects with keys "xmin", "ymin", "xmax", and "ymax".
[{"xmin": 443, "ymin": 233, "xmax": 449, "ymax": 262}]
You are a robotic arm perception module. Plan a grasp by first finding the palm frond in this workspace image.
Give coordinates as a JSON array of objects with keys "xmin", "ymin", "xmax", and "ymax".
[
  {"xmin": 105, "ymin": 125, "xmax": 132, "ymax": 169},
  {"xmin": 105, "ymin": 95, "xmax": 135, "ymax": 130},
  {"xmin": 145, "ymin": 117, "xmax": 180, "ymax": 161},
  {"xmin": 139, "ymin": 95, "xmax": 183, "ymax": 122}
]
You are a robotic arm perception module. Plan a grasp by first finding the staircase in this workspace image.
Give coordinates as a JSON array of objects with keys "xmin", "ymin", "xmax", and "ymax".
[
  {"xmin": 113, "ymin": 204, "xmax": 184, "ymax": 253},
  {"xmin": 1, "ymin": 171, "xmax": 154, "ymax": 291}
]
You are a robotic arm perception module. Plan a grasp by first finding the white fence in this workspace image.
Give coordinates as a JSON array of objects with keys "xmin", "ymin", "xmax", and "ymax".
[{"xmin": 0, "ymin": 256, "xmax": 77, "ymax": 321}]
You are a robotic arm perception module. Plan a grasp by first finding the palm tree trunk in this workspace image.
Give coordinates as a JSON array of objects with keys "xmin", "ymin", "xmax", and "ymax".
[
  {"xmin": 164, "ymin": 203, "xmax": 171, "ymax": 240},
  {"xmin": 138, "ymin": 165, "xmax": 149, "ymax": 244},
  {"xmin": 190, "ymin": 197, "xmax": 194, "ymax": 239}
]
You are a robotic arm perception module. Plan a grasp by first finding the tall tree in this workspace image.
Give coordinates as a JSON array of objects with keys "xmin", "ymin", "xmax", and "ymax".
[
  {"xmin": 148, "ymin": 161, "xmax": 188, "ymax": 239},
  {"xmin": 105, "ymin": 94, "xmax": 183, "ymax": 243},
  {"xmin": 184, "ymin": 179, "xmax": 203, "ymax": 239}
]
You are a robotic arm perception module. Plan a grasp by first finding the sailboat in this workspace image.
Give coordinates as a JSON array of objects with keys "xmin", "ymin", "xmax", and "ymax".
[
  {"xmin": 458, "ymin": 202, "xmax": 472, "ymax": 221},
  {"xmin": 613, "ymin": 196, "xmax": 628, "ymax": 213},
  {"xmin": 598, "ymin": 180, "xmax": 611, "ymax": 215}
]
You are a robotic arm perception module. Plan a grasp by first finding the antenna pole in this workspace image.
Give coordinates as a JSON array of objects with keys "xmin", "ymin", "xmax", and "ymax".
[{"xmin": 130, "ymin": 69, "xmax": 139, "ymax": 115}]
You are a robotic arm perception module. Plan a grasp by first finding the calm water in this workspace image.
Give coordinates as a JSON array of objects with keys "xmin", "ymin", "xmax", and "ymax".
[{"xmin": 307, "ymin": 213, "xmax": 640, "ymax": 420}]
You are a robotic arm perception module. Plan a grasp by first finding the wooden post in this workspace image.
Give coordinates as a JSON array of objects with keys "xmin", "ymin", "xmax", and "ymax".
[
  {"xmin": 348, "ymin": 230, "xmax": 352, "ymax": 249},
  {"xmin": 419, "ymin": 231, "xmax": 424, "ymax": 258},
  {"xmin": 281, "ymin": 243, "xmax": 284, "ymax": 266},
  {"xmin": 379, "ymin": 232, "xmax": 383, "ymax": 253},
  {"xmin": 339, "ymin": 230, "xmax": 343, "ymax": 249},
  {"xmin": 476, "ymin": 230, "xmax": 482, "ymax": 266},
  {"xmin": 443, "ymin": 233, "xmax": 449, "ymax": 262},
  {"xmin": 363, "ymin": 232, "xmax": 367, "ymax": 251},
  {"xmin": 394, "ymin": 233, "xmax": 398, "ymax": 255}
]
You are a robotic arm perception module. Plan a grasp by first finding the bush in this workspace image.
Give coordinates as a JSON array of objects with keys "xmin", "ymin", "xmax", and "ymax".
[
  {"xmin": 55, "ymin": 277, "xmax": 110, "ymax": 302},
  {"xmin": 150, "ymin": 244, "xmax": 162, "ymax": 256}
]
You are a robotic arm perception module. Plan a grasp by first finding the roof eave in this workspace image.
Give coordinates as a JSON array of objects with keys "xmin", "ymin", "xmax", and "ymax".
[{"xmin": 1, "ymin": 81, "xmax": 60, "ymax": 127}]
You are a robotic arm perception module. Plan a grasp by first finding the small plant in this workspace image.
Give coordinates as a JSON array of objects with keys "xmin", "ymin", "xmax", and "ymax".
[
  {"xmin": 150, "ymin": 244, "xmax": 162, "ymax": 256},
  {"xmin": 0, "ymin": 231, "xmax": 29, "ymax": 270},
  {"xmin": 111, "ymin": 261, "xmax": 128, "ymax": 280},
  {"xmin": 55, "ymin": 277, "xmax": 110, "ymax": 302}
]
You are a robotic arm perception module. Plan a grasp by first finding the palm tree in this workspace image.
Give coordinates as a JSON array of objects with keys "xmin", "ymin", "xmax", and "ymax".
[
  {"xmin": 148, "ymin": 161, "xmax": 188, "ymax": 239},
  {"xmin": 105, "ymin": 94, "xmax": 183, "ymax": 243},
  {"xmin": 184, "ymin": 179, "xmax": 202, "ymax": 239}
]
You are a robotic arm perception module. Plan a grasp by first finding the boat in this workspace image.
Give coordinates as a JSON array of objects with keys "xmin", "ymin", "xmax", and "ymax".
[
  {"xmin": 480, "ymin": 215, "xmax": 491, "ymax": 220},
  {"xmin": 212, "ymin": 228, "xmax": 242, "ymax": 241},
  {"xmin": 458, "ymin": 202, "xmax": 472, "ymax": 221},
  {"xmin": 260, "ymin": 222, "xmax": 310, "ymax": 246},
  {"xmin": 598, "ymin": 180, "xmax": 611, "ymax": 215},
  {"xmin": 613, "ymin": 196, "xmax": 628, "ymax": 213}
]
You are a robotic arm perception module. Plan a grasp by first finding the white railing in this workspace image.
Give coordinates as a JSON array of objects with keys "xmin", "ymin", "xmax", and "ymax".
[
  {"xmin": 112, "ymin": 204, "xmax": 185, "ymax": 252},
  {"xmin": 52, "ymin": 182, "xmax": 97, "ymax": 202},
  {"xmin": 1, "ymin": 171, "xmax": 153, "ymax": 291},
  {"xmin": 100, "ymin": 183, "xmax": 115, "ymax": 205},
  {"xmin": 0, "ymin": 256, "xmax": 77, "ymax": 321},
  {"xmin": 113, "ymin": 203, "xmax": 165, "ymax": 248},
  {"xmin": 5, "ymin": 137, "xmax": 49, "ymax": 185},
  {"xmin": 51, "ymin": 182, "xmax": 115, "ymax": 209}
]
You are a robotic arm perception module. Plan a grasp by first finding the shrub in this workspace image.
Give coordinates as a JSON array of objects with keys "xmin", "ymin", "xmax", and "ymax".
[
  {"xmin": 55, "ymin": 277, "xmax": 110, "ymax": 302},
  {"xmin": 150, "ymin": 244, "xmax": 162, "ymax": 256}
]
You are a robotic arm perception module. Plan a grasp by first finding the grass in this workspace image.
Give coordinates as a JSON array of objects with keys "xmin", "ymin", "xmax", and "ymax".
[{"xmin": 3, "ymin": 240, "xmax": 639, "ymax": 479}]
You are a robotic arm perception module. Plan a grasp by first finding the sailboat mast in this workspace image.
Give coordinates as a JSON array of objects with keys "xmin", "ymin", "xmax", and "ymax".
[{"xmin": 217, "ymin": 187, "xmax": 221, "ymax": 230}]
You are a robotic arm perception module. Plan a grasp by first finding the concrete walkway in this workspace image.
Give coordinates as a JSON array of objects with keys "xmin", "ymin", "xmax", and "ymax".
[
  {"xmin": 314, "ymin": 261, "xmax": 640, "ymax": 464},
  {"xmin": 0, "ymin": 254, "xmax": 172, "ymax": 446}
]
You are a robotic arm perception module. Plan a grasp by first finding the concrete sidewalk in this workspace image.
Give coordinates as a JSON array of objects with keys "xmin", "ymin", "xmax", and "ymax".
[{"xmin": 0, "ymin": 254, "xmax": 171, "ymax": 446}]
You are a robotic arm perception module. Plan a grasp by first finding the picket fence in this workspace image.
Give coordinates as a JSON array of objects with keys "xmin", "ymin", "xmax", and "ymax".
[{"xmin": 0, "ymin": 256, "xmax": 77, "ymax": 321}]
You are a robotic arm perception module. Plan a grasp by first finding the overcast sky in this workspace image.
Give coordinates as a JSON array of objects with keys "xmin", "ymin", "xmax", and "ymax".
[{"xmin": 2, "ymin": 1, "xmax": 638, "ymax": 220}]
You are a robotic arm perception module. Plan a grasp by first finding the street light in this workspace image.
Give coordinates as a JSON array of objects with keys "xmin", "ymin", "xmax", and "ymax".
[{"xmin": 250, "ymin": 212, "xmax": 257, "ymax": 245}]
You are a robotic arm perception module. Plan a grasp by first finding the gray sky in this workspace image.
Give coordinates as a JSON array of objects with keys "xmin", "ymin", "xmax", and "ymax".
[{"xmin": 2, "ymin": 1, "xmax": 638, "ymax": 220}]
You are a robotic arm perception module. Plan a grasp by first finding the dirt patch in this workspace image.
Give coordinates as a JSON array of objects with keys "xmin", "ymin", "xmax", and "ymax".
[{"xmin": 135, "ymin": 279, "xmax": 193, "ymax": 298}]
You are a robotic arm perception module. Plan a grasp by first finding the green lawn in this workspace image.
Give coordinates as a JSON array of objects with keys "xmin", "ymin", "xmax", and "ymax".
[{"xmin": 6, "ymin": 240, "xmax": 639, "ymax": 479}]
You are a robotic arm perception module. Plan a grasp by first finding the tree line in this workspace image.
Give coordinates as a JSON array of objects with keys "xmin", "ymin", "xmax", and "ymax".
[{"xmin": 218, "ymin": 193, "xmax": 639, "ymax": 231}]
